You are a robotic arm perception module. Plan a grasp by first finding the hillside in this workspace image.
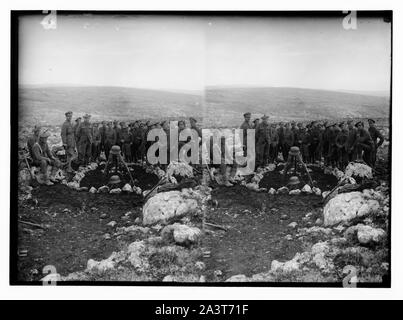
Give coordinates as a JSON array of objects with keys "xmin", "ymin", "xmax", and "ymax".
[
  {"xmin": 204, "ymin": 86, "xmax": 390, "ymax": 127},
  {"xmin": 18, "ymin": 85, "xmax": 390, "ymax": 128}
]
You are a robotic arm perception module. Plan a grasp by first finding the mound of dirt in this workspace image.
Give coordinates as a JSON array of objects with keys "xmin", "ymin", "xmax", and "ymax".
[
  {"xmin": 80, "ymin": 164, "xmax": 159, "ymax": 191},
  {"xmin": 259, "ymin": 165, "xmax": 338, "ymax": 191}
]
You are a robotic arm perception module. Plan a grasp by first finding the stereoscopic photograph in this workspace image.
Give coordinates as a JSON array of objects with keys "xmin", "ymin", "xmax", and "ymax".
[{"xmin": 11, "ymin": 11, "xmax": 391, "ymax": 286}]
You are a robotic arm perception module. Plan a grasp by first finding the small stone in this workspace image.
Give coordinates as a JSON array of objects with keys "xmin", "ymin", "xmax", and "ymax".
[
  {"xmin": 110, "ymin": 188, "xmax": 122, "ymax": 194},
  {"xmin": 289, "ymin": 189, "xmax": 301, "ymax": 195},
  {"xmin": 199, "ymin": 275, "xmax": 206, "ymax": 283},
  {"xmin": 268, "ymin": 188, "xmax": 276, "ymax": 195},
  {"xmin": 315, "ymin": 218, "xmax": 323, "ymax": 225},
  {"xmin": 100, "ymin": 213, "xmax": 108, "ymax": 219},
  {"xmin": 288, "ymin": 222, "xmax": 298, "ymax": 228},
  {"xmin": 214, "ymin": 270, "xmax": 223, "ymax": 277},
  {"xmin": 134, "ymin": 217, "xmax": 141, "ymax": 224},
  {"xmin": 107, "ymin": 221, "xmax": 117, "ymax": 227},
  {"xmin": 195, "ymin": 261, "xmax": 206, "ymax": 270},
  {"xmin": 89, "ymin": 187, "xmax": 97, "ymax": 193},
  {"xmin": 103, "ymin": 233, "xmax": 111, "ymax": 240},
  {"xmin": 312, "ymin": 187, "xmax": 321, "ymax": 196},
  {"xmin": 98, "ymin": 186, "xmax": 110, "ymax": 193},
  {"xmin": 277, "ymin": 186, "xmax": 289, "ymax": 194},
  {"xmin": 301, "ymin": 184, "xmax": 312, "ymax": 194},
  {"xmin": 122, "ymin": 183, "xmax": 133, "ymax": 193},
  {"xmin": 285, "ymin": 234, "xmax": 293, "ymax": 240},
  {"xmin": 280, "ymin": 214, "xmax": 289, "ymax": 220}
]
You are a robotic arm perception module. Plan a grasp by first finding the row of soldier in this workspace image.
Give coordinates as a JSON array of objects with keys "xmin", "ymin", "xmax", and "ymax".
[{"xmin": 240, "ymin": 113, "xmax": 385, "ymax": 170}]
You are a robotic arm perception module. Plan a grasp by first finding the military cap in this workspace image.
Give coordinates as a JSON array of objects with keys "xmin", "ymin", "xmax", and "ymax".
[
  {"xmin": 289, "ymin": 146, "xmax": 300, "ymax": 156},
  {"xmin": 65, "ymin": 111, "xmax": 73, "ymax": 116},
  {"xmin": 75, "ymin": 117, "xmax": 82, "ymax": 122},
  {"xmin": 243, "ymin": 112, "xmax": 251, "ymax": 117},
  {"xmin": 355, "ymin": 121, "xmax": 364, "ymax": 127},
  {"xmin": 288, "ymin": 176, "xmax": 301, "ymax": 186},
  {"xmin": 83, "ymin": 114, "xmax": 91, "ymax": 119},
  {"xmin": 110, "ymin": 145, "xmax": 121, "ymax": 155},
  {"xmin": 189, "ymin": 117, "xmax": 197, "ymax": 123},
  {"xmin": 39, "ymin": 131, "xmax": 50, "ymax": 138},
  {"xmin": 253, "ymin": 118, "xmax": 260, "ymax": 122},
  {"xmin": 108, "ymin": 175, "xmax": 121, "ymax": 185},
  {"xmin": 368, "ymin": 119, "xmax": 376, "ymax": 124},
  {"xmin": 261, "ymin": 114, "xmax": 269, "ymax": 120}
]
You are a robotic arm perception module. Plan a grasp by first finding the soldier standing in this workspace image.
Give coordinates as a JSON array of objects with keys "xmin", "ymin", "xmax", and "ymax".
[
  {"xmin": 240, "ymin": 112, "xmax": 253, "ymax": 156},
  {"xmin": 76, "ymin": 114, "xmax": 93, "ymax": 165},
  {"xmin": 73, "ymin": 117, "xmax": 82, "ymax": 145},
  {"xmin": 283, "ymin": 122, "xmax": 294, "ymax": 161},
  {"xmin": 355, "ymin": 121, "xmax": 374, "ymax": 165},
  {"xmin": 368, "ymin": 119, "xmax": 384, "ymax": 166},
  {"xmin": 335, "ymin": 122, "xmax": 349, "ymax": 170},
  {"xmin": 120, "ymin": 122, "xmax": 133, "ymax": 162},
  {"xmin": 99, "ymin": 121, "xmax": 107, "ymax": 156},
  {"xmin": 104, "ymin": 121, "xmax": 117, "ymax": 159},
  {"xmin": 91, "ymin": 122, "xmax": 102, "ymax": 162},
  {"xmin": 277, "ymin": 122, "xmax": 285, "ymax": 161},
  {"xmin": 309, "ymin": 121, "xmax": 320, "ymax": 163},
  {"xmin": 255, "ymin": 115, "xmax": 271, "ymax": 167},
  {"xmin": 346, "ymin": 120, "xmax": 357, "ymax": 162},
  {"xmin": 269, "ymin": 123, "xmax": 279, "ymax": 162},
  {"xmin": 61, "ymin": 111, "xmax": 76, "ymax": 172}
]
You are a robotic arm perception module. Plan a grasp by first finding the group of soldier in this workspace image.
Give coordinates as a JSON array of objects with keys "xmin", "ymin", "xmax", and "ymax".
[
  {"xmin": 240, "ymin": 112, "xmax": 385, "ymax": 170},
  {"xmin": 26, "ymin": 109, "xmax": 385, "ymax": 186}
]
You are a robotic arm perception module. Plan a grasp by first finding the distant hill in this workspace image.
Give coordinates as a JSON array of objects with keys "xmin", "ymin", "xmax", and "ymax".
[
  {"xmin": 18, "ymin": 86, "xmax": 204, "ymax": 126},
  {"xmin": 204, "ymin": 86, "xmax": 390, "ymax": 127},
  {"xmin": 18, "ymin": 85, "xmax": 390, "ymax": 128}
]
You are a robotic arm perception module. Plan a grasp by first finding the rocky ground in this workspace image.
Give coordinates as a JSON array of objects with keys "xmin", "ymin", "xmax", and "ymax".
[{"xmin": 15, "ymin": 125, "xmax": 390, "ymax": 285}]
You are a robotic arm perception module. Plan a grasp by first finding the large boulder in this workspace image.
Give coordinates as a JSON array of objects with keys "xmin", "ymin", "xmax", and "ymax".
[
  {"xmin": 142, "ymin": 191, "xmax": 198, "ymax": 225},
  {"xmin": 323, "ymin": 192, "xmax": 380, "ymax": 226}
]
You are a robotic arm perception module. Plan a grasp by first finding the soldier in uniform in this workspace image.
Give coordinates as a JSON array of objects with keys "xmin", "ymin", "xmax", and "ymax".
[
  {"xmin": 99, "ymin": 121, "xmax": 107, "ymax": 156},
  {"xmin": 346, "ymin": 120, "xmax": 357, "ymax": 162},
  {"xmin": 355, "ymin": 121, "xmax": 374, "ymax": 165},
  {"xmin": 335, "ymin": 122, "xmax": 349, "ymax": 170},
  {"xmin": 309, "ymin": 121, "xmax": 321, "ymax": 163},
  {"xmin": 240, "ymin": 112, "xmax": 253, "ymax": 156},
  {"xmin": 61, "ymin": 111, "xmax": 76, "ymax": 172},
  {"xmin": 73, "ymin": 117, "xmax": 82, "ymax": 145},
  {"xmin": 368, "ymin": 119, "xmax": 384, "ymax": 166},
  {"xmin": 283, "ymin": 122, "xmax": 294, "ymax": 160},
  {"xmin": 269, "ymin": 123, "xmax": 279, "ymax": 162},
  {"xmin": 76, "ymin": 114, "xmax": 93, "ymax": 165},
  {"xmin": 27, "ymin": 125, "xmax": 42, "ymax": 160},
  {"xmin": 91, "ymin": 122, "xmax": 102, "ymax": 162},
  {"xmin": 276, "ymin": 122, "xmax": 285, "ymax": 161},
  {"xmin": 255, "ymin": 115, "xmax": 271, "ymax": 167},
  {"xmin": 131, "ymin": 121, "xmax": 143, "ymax": 162},
  {"xmin": 104, "ymin": 121, "xmax": 117, "ymax": 159},
  {"xmin": 31, "ymin": 131, "xmax": 60, "ymax": 185},
  {"xmin": 120, "ymin": 122, "xmax": 133, "ymax": 162}
]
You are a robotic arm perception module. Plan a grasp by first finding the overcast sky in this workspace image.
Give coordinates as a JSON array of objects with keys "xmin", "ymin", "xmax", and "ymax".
[{"xmin": 19, "ymin": 14, "xmax": 391, "ymax": 92}]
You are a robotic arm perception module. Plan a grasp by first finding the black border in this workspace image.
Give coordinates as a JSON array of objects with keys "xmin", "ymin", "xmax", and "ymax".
[{"xmin": 10, "ymin": 10, "xmax": 392, "ymax": 287}]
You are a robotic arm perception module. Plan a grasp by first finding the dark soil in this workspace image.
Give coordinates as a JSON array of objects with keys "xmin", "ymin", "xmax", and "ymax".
[
  {"xmin": 16, "ymin": 166, "xmax": 159, "ymax": 282},
  {"xmin": 202, "ymin": 185, "xmax": 324, "ymax": 279},
  {"xmin": 259, "ymin": 164, "xmax": 339, "ymax": 191},
  {"xmin": 80, "ymin": 164, "xmax": 159, "ymax": 191}
]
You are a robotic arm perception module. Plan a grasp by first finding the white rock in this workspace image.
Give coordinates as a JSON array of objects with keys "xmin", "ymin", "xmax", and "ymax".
[
  {"xmin": 89, "ymin": 187, "xmax": 97, "ymax": 193},
  {"xmin": 161, "ymin": 223, "xmax": 201, "ymax": 245},
  {"xmin": 301, "ymin": 184, "xmax": 312, "ymax": 194},
  {"xmin": 344, "ymin": 224, "xmax": 386, "ymax": 244},
  {"xmin": 246, "ymin": 182, "xmax": 260, "ymax": 191},
  {"xmin": 142, "ymin": 191, "xmax": 198, "ymax": 225},
  {"xmin": 322, "ymin": 191, "xmax": 331, "ymax": 199},
  {"xmin": 277, "ymin": 186, "xmax": 289, "ymax": 194},
  {"xmin": 312, "ymin": 187, "xmax": 322, "ymax": 196},
  {"xmin": 67, "ymin": 181, "xmax": 80, "ymax": 190},
  {"xmin": 289, "ymin": 189, "xmax": 301, "ymax": 195},
  {"xmin": 288, "ymin": 222, "xmax": 298, "ymax": 228},
  {"xmin": 109, "ymin": 188, "xmax": 122, "ymax": 194},
  {"xmin": 323, "ymin": 192, "xmax": 380, "ymax": 226},
  {"xmin": 107, "ymin": 221, "xmax": 117, "ymax": 227},
  {"xmin": 127, "ymin": 241, "xmax": 149, "ymax": 270},
  {"xmin": 122, "ymin": 183, "xmax": 133, "ymax": 193},
  {"xmin": 97, "ymin": 185, "xmax": 110, "ymax": 193},
  {"xmin": 268, "ymin": 188, "xmax": 276, "ymax": 195},
  {"xmin": 133, "ymin": 186, "xmax": 142, "ymax": 195},
  {"xmin": 345, "ymin": 162, "xmax": 373, "ymax": 179}
]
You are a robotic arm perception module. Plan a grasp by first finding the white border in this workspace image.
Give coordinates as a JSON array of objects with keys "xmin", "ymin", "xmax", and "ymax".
[{"xmin": 1, "ymin": 0, "xmax": 401, "ymax": 300}]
